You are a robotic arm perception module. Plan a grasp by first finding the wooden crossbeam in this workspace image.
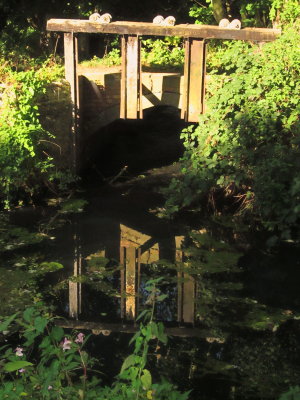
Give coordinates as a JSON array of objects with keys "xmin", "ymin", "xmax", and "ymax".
[
  {"xmin": 47, "ymin": 19, "xmax": 280, "ymax": 42},
  {"xmin": 56, "ymin": 319, "xmax": 208, "ymax": 337}
]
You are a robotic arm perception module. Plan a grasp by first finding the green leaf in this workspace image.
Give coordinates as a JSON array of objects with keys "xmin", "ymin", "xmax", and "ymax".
[
  {"xmin": 34, "ymin": 316, "xmax": 47, "ymax": 333},
  {"xmin": 39, "ymin": 262, "xmax": 64, "ymax": 272},
  {"xmin": 156, "ymin": 294, "xmax": 168, "ymax": 302},
  {"xmin": 120, "ymin": 354, "xmax": 139, "ymax": 374},
  {"xmin": 23, "ymin": 307, "xmax": 35, "ymax": 323},
  {"xmin": 157, "ymin": 322, "xmax": 168, "ymax": 344},
  {"xmin": 136, "ymin": 309, "xmax": 150, "ymax": 322},
  {"xmin": 129, "ymin": 330, "xmax": 141, "ymax": 345},
  {"xmin": 0, "ymin": 312, "xmax": 19, "ymax": 332},
  {"xmin": 50, "ymin": 326, "xmax": 64, "ymax": 342},
  {"xmin": 141, "ymin": 369, "xmax": 152, "ymax": 390},
  {"xmin": 4, "ymin": 361, "xmax": 33, "ymax": 372}
]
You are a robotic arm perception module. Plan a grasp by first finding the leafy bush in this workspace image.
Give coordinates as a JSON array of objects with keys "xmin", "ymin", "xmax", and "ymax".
[
  {"xmin": 80, "ymin": 49, "xmax": 121, "ymax": 67},
  {"xmin": 163, "ymin": 26, "xmax": 300, "ymax": 237},
  {"xmin": 0, "ymin": 60, "xmax": 70, "ymax": 208},
  {"xmin": 141, "ymin": 37, "xmax": 184, "ymax": 71},
  {"xmin": 80, "ymin": 37, "xmax": 184, "ymax": 71}
]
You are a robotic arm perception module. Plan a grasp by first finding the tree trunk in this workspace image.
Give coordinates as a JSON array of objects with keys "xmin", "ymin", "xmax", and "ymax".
[{"xmin": 211, "ymin": 0, "xmax": 228, "ymax": 23}]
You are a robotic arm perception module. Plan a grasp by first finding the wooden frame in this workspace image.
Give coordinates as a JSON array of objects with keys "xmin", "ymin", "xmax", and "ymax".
[
  {"xmin": 48, "ymin": 19, "xmax": 280, "ymax": 42},
  {"xmin": 48, "ymin": 19, "xmax": 280, "ymax": 171}
]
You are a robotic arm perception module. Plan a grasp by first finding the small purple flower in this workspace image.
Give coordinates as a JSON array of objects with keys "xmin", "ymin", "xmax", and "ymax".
[
  {"xmin": 48, "ymin": 385, "xmax": 53, "ymax": 390},
  {"xmin": 61, "ymin": 338, "xmax": 72, "ymax": 351},
  {"xmin": 15, "ymin": 347, "xmax": 24, "ymax": 357},
  {"xmin": 75, "ymin": 332, "xmax": 85, "ymax": 344},
  {"xmin": 18, "ymin": 368, "xmax": 26, "ymax": 373}
]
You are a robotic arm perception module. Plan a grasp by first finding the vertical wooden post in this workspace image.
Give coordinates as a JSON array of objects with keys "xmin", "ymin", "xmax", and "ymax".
[
  {"xmin": 182, "ymin": 39, "xmax": 206, "ymax": 122},
  {"xmin": 120, "ymin": 37, "xmax": 127, "ymax": 119},
  {"xmin": 69, "ymin": 226, "xmax": 82, "ymax": 319},
  {"xmin": 120, "ymin": 35, "xmax": 141, "ymax": 119},
  {"xmin": 126, "ymin": 247, "xmax": 137, "ymax": 320},
  {"xmin": 64, "ymin": 32, "xmax": 80, "ymax": 170},
  {"xmin": 181, "ymin": 39, "xmax": 190, "ymax": 121}
]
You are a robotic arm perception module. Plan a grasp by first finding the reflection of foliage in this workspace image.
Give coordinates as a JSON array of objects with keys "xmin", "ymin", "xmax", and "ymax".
[
  {"xmin": 279, "ymin": 386, "xmax": 300, "ymax": 400},
  {"xmin": 59, "ymin": 198, "xmax": 88, "ymax": 214},
  {"xmin": 227, "ymin": 329, "xmax": 300, "ymax": 399},
  {"xmin": 0, "ymin": 213, "xmax": 64, "ymax": 316}
]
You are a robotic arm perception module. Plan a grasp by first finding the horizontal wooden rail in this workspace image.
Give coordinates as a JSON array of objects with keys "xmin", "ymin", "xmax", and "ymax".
[
  {"xmin": 56, "ymin": 319, "xmax": 210, "ymax": 338},
  {"xmin": 47, "ymin": 19, "xmax": 280, "ymax": 42}
]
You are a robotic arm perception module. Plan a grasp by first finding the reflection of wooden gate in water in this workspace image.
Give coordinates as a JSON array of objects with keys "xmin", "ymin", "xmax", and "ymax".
[
  {"xmin": 46, "ymin": 19, "xmax": 280, "ymax": 170},
  {"xmin": 68, "ymin": 224, "xmax": 195, "ymax": 326},
  {"xmin": 119, "ymin": 225, "xmax": 194, "ymax": 324}
]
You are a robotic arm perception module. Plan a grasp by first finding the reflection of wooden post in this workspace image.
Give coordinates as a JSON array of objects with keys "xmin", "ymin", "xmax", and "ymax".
[
  {"xmin": 120, "ymin": 246, "xmax": 126, "ymax": 319},
  {"xmin": 181, "ymin": 39, "xmax": 206, "ymax": 122},
  {"xmin": 176, "ymin": 236, "xmax": 195, "ymax": 324},
  {"xmin": 126, "ymin": 247, "xmax": 137, "ymax": 320},
  {"xmin": 120, "ymin": 35, "xmax": 141, "ymax": 119},
  {"xmin": 120, "ymin": 245, "xmax": 137, "ymax": 320},
  {"xmin": 64, "ymin": 32, "xmax": 80, "ymax": 170},
  {"xmin": 69, "ymin": 229, "xmax": 82, "ymax": 319}
]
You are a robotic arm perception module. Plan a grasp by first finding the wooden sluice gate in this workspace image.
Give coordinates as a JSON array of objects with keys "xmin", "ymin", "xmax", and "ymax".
[{"xmin": 46, "ymin": 19, "xmax": 280, "ymax": 171}]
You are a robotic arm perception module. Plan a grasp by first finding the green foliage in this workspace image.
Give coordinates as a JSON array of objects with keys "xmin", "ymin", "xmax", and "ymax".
[
  {"xmin": 81, "ymin": 38, "xmax": 184, "ymax": 71},
  {"xmin": 270, "ymin": 0, "xmax": 300, "ymax": 25},
  {"xmin": 189, "ymin": 1, "xmax": 215, "ymax": 25},
  {"xmin": 279, "ymin": 386, "xmax": 300, "ymax": 400},
  {"xmin": 141, "ymin": 37, "xmax": 184, "ymax": 71},
  {"xmin": 80, "ymin": 49, "xmax": 121, "ymax": 67},
  {"xmin": 189, "ymin": 0, "xmax": 300, "ymax": 27},
  {"xmin": 0, "ymin": 60, "xmax": 77, "ymax": 208},
  {"xmin": 164, "ymin": 26, "xmax": 300, "ymax": 237}
]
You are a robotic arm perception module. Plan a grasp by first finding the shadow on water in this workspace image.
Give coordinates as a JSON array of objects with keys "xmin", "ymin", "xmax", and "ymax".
[{"xmin": 2, "ymin": 107, "xmax": 300, "ymax": 399}]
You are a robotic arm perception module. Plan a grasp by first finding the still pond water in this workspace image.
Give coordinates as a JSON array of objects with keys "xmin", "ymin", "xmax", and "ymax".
[{"xmin": 1, "ymin": 174, "xmax": 300, "ymax": 400}]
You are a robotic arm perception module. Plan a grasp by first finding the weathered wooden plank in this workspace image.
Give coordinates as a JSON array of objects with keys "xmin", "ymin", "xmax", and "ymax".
[
  {"xmin": 120, "ymin": 37, "xmax": 126, "ymax": 119},
  {"xmin": 64, "ymin": 32, "xmax": 79, "ymax": 170},
  {"xmin": 48, "ymin": 19, "xmax": 281, "ymax": 42},
  {"xmin": 183, "ymin": 39, "xmax": 206, "ymax": 122},
  {"xmin": 181, "ymin": 39, "xmax": 190, "ymax": 120},
  {"xmin": 126, "ymin": 36, "xmax": 140, "ymax": 119}
]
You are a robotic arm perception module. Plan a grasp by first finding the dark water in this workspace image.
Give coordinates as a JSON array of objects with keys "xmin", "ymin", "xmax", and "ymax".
[{"xmin": 2, "ymin": 175, "xmax": 300, "ymax": 400}]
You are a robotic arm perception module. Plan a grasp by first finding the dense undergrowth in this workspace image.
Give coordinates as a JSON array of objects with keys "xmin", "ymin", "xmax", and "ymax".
[
  {"xmin": 163, "ymin": 25, "xmax": 300, "ymax": 239},
  {"xmin": 0, "ymin": 59, "xmax": 77, "ymax": 209},
  {"xmin": 0, "ymin": 280, "xmax": 189, "ymax": 400}
]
